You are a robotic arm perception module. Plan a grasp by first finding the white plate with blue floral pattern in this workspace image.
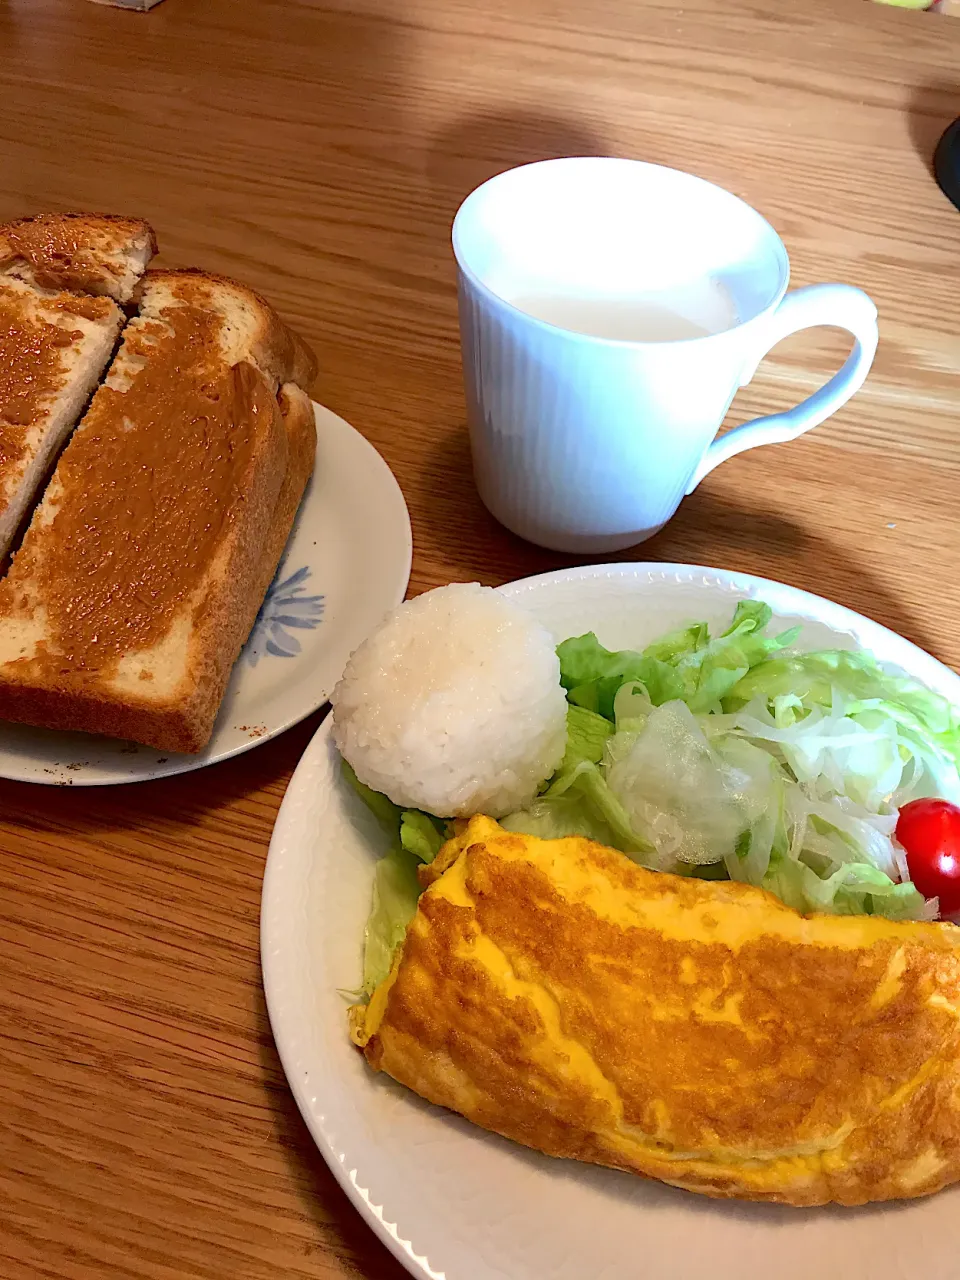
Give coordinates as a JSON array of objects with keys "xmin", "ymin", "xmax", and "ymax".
[{"xmin": 0, "ymin": 402, "xmax": 412, "ymax": 785}]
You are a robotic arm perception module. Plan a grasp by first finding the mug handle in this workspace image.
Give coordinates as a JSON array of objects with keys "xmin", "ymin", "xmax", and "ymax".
[{"xmin": 685, "ymin": 283, "xmax": 879, "ymax": 494}]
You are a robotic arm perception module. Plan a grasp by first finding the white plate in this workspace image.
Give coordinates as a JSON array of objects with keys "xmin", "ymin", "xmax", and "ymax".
[
  {"xmin": 261, "ymin": 563, "xmax": 960, "ymax": 1280},
  {"xmin": 0, "ymin": 402, "xmax": 411, "ymax": 785}
]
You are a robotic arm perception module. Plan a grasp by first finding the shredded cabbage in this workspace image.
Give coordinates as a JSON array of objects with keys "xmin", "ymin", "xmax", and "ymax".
[{"xmin": 507, "ymin": 602, "xmax": 960, "ymax": 920}]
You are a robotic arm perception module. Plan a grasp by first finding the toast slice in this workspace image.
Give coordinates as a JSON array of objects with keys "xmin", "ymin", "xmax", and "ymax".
[
  {"xmin": 0, "ymin": 212, "xmax": 157, "ymax": 303},
  {"xmin": 0, "ymin": 268, "xmax": 317, "ymax": 753},
  {"xmin": 0, "ymin": 213, "xmax": 156, "ymax": 561}
]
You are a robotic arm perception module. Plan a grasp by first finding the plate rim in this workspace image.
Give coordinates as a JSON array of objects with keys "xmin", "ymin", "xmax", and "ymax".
[
  {"xmin": 261, "ymin": 560, "xmax": 960, "ymax": 1280},
  {"xmin": 0, "ymin": 401, "xmax": 412, "ymax": 786}
]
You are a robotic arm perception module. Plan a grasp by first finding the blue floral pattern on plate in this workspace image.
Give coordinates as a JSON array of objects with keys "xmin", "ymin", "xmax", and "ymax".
[{"xmin": 245, "ymin": 564, "xmax": 325, "ymax": 666}]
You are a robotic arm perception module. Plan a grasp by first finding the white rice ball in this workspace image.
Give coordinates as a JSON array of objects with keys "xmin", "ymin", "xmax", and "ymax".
[{"xmin": 331, "ymin": 582, "xmax": 568, "ymax": 818}]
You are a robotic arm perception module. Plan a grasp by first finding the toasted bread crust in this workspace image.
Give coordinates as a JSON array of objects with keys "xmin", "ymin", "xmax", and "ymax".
[
  {"xmin": 139, "ymin": 268, "xmax": 318, "ymax": 391},
  {"xmin": 0, "ymin": 211, "xmax": 155, "ymax": 237},
  {"xmin": 250, "ymin": 384, "xmax": 317, "ymax": 609}
]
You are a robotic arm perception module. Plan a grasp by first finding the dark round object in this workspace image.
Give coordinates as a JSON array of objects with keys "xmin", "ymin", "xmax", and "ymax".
[{"xmin": 934, "ymin": 116, "xmax": 960, "ymax": 212}]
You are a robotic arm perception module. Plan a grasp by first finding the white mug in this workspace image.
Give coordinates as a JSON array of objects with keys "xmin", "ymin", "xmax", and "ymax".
[{"xmin": 452, "ymin": 158, "xmax": 879, "ymax": 554}]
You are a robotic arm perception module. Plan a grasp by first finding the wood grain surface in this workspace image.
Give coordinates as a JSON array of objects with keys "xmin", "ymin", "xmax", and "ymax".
[{"xmin": 2, "ymin": 0, "xmax": 959, "ymax": 1276}]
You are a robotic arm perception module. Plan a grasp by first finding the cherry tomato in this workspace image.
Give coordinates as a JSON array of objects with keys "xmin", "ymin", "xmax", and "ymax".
[{"xmin": 896, "ymin": 798, "xmax": 960, "ymax": 916}]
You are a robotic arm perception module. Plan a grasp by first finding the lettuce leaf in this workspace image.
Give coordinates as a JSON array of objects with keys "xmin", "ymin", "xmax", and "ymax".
[
  {"xmin": 342, "ymin": 760, "xmax": 446, "ymax": 994},
  {"xmin": 399, "ymin": 811, "xmax": 446, "ymax": 863},
  {"xmin": 557, "ymin": 602, "xmax": 798, "ymax": 722},
  {"xmin": 503, "ymin": 758, "xmax": 654, "ymax": 859},
  {"xmin": 343, "ymin": 759, "xmax": 448, "ymax": 863},
  {"xmin": 677, "ymin": 603, "xmax": 800, "ymax": 714},
  {"xmin": 761, "ymin": 850, "xmax": 934, "ymax": 921},
  {"xmin": 559, "ymin": 704, "xmax": 613, "ymax": 772},
  {"xmin": 558, "ymin": 635, "xmax": 683, "ymax": 720},
  {"xmin": 342, "ymin": 759, "xmax": 402, "ymax": 829},
  {"xmin": 500, "ymin": 793, "xmax": 624, "ymax": 847},
  {"xmin": 362, "ymin": 846, "xmax": 422, "ymax": 996}
]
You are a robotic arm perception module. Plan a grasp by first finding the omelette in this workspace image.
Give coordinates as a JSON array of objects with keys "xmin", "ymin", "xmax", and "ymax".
[{"xmin": 350, "ymin": 815, "xmax": 960, "ymax": 1206}]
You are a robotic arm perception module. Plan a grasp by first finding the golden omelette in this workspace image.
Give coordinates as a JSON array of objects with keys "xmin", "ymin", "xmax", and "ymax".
[{"xmin": 350, "ymin": 815, "xmax": 960, "ymax": 1206}]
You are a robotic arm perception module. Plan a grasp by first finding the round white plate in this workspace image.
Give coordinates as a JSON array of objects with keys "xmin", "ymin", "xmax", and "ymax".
[
  {"xmin": 0, "ymin": 402, "xmax": 411, "ymax": 785},
  {"xmin": 262, "ymin": 562, "xmax": 960, "ymax": 1280}
]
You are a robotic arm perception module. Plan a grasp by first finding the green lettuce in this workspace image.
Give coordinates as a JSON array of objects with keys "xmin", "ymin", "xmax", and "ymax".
[
  {"xmin": 558, "ymin": 635, "xmax": 683, "ymax": 720},
  {"xmin": 500, "ymin": 792, "xmax": 624, "ymax": 847},
  {"xmin": 761, "ymin": 850, "xmax": 931, "ymax": 921},
  {"xmin": 504, "ymin": 698, "xmax": 653, "ymax": 858},
  {"xmin": 559, "ymin": 704, "xmax": 613, "ymax": 772},
  {"xmin": 343, "ymin": 760, "xmax": 448, "ymax": 862},
  {"xmin": 342, "ymin": 759, "xmax": 401, "ymax": 828},
  {"xmin": 501, "ymin": 762, "xmax": 653, "ymax": 857},
  {"xmin": 399, "ymin": 810, "xmax": 446, "ymax": 863},
  {"xmin": 342, "ymin": 761, "xmax": 449, "ymax": 995},
  {"xmin": 557, "ymin": 601, "xmax": 798, "ymax": 721},
  {"xmin": 361, "ymin": 846, "xmax": 421, "ymax": 996},
  {"xmin": 725, "ymin": 649, "xmax": 960, "ymax": 774}
]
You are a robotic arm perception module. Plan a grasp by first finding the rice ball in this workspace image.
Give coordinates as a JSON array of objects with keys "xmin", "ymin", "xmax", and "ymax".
[{"xmin": 331, "ymin": 582, "xmax": 568, "ymax": 818}]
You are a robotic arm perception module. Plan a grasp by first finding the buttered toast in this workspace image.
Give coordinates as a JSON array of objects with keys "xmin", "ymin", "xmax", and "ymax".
[
  {"xmin": 0, "ymin": 268, "xmax": 318, "ymax": 753},
  {"xmin": 0, "ymin": 213, "xmax": 156, "ymax": 561}
]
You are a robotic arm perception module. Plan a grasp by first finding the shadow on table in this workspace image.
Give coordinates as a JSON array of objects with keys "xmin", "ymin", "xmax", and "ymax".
[
  {"xmin": 906, "ymin": 80, "xmax": 960, "ymax": 175},
  {"xmin": 650, "ymin": 484, "xmax": 940, "ymax": 656},
  {"xmin": 413, "ymin": 425, "xmax": 936, "ymax": 657},
  {"xmin": 414, "ymin": 410, "xmax": 935, "ymax": 648},
  {"xmin": 424, "ymin": 106, "xmax": 611, "ymax": 223},
  {"xmin": 254, "ymin": 985, "xmax": 413, "ymax": 1280},
  {"xmin": 411, "ymin": 422, "xmax": 576, "ymax": 589},
  {"xmin": 0, "ymin": 707, "xmax": 329, "ymax": 835}
]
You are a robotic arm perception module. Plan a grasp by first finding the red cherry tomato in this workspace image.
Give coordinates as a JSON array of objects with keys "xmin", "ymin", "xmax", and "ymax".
[{"xmin": 896, "ymin": 798, "xmax": 960, "ymax": 916}]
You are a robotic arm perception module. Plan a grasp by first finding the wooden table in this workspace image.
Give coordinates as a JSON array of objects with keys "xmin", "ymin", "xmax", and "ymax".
[{"xmin": 2, "ymin": 0, "xmax": 959, "ymax": 1275}]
